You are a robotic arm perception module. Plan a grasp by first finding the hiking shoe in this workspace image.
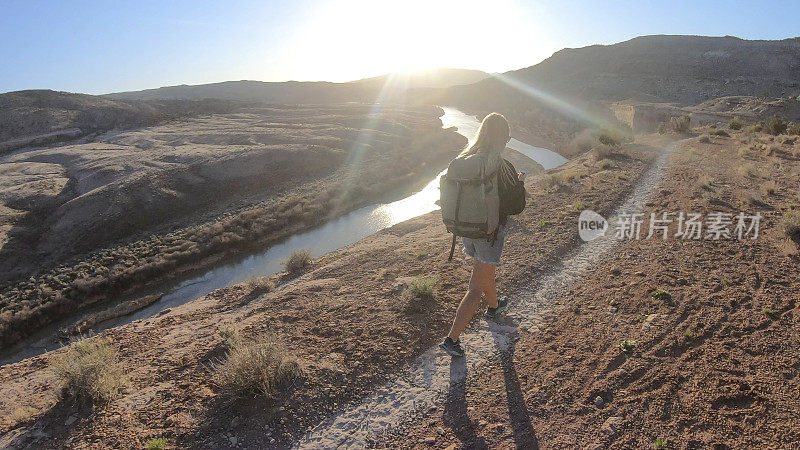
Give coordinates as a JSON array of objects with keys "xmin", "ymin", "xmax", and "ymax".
[
  {"xmin": 439, "ymin": 337, "xmax": 465, "ymax": 357},
  {"xmin": 485, "ymin": 296, "xmax": 509, "ymax": 320}
]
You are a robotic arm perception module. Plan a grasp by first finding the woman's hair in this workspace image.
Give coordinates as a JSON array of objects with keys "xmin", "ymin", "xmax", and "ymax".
[{"xmin": 459, "ymin": 112, "xmax": 509, "ymax": 172}]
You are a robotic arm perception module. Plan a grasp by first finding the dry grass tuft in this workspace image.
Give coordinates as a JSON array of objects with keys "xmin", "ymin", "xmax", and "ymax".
[
  {"xmin": 246, "ymin": 275, "xmax": 275, "ymax": 295},
  {"xmin": 283, "ymin": 249, "xmax": 312, "ymax": 275},
  {"xmin": 406, "ymin": 275, "xmax": 439, "ymax": 299},
  {"xmin": 781, "ymin": 210, "xmax": 800, "ymax": 242},
  {"xmin": 596, "ymin": 158, "xmax": 614, "ymax": 170},
  {"xmin": 53, "ymin": 336, "xmax": 128, "ymax": 405},
  {"xmin": 738, "ymin": 164, "xmax": 758, "ymax": 178},
  {"xmin": 760, "ymin": 180, "xmax": 778, "ymax": 196},
  {"xmin": 698, "ymin": 135, "xmax": 711, "ymax": 143},
  {"xmin": 697, "ymin": 173, "xmax": 714, "ymax": 190},
  {"xmin": 212, "ymin": 333, "xmax": 301, "ymax": 399}
]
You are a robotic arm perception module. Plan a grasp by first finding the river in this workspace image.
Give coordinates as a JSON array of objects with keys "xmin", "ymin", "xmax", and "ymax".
[{"xmin": 0, "ymin": 106, "xmax": 567, "ymax": 366}]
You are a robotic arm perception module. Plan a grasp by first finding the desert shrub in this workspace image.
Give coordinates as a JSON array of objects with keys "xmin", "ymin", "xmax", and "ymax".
[
  {"xmin": 651, "ymin": 289, "xmax": 672, "ymax": 302},
  {"xmin": 738, "ymin": 164, "xmax": 758, "ymax": 178},
  {"xmin": 654, "ymin": 437, "xmax": 668, "ymax": 450},
  {"xmin": 698, "ymin": 135, "xmax": 710, "ymax": 143},
  {"xmin": 53, "ymin": 337, "xmax": 128, "ymax": 405},
  {"xmin": 570, "ymin": 129, "xmax": 597, "ymax": 153},
  {"xmin": 711, "ymin": 129, "xmax": 730, "ymax": 137},
  {"xmin": 697, "ymin": 173, "xmax": 714, "ymax": 190},
  {"xmin": 760, "ymin": 180, "xmax": 778, "ymax": 196},
  {"xmin": 592, "ymin": 144, "xmax": 615, "ymax": 159},
  {"xmin": 669, "ymin": 115, "xmax": 691, "ymax": 133},
  {"xmin": 145, "ymin": 438, "xmax": 167, "ymax": 450},
  {"xmin": 781, "ymin": 210, "xmax": 800, "ymax": 242},
  {"xmin": 746, "ymin": 124, "xmax": 762, "ymax": 133},
  {"xmin": 212, "ymin": 333, "xmax": 301, "ymax": 399},
  {"xmin": 406, "ymin": 275, "xmax": 439, "ymax": 299},
  {"xmin": 762, "ymin": 115, "xmax": 788, "ymax": 136},
  {"xmin": 246, "ymin": 275, "xmax": 275, "ymax": 295},
  {"xmin": 596, "ymin": 158, "xmax": 614, "ymax": 170},
  {"xmin": 737, "ymin": 147, "xmax": 750, "ymax": 158},
  {"xmin": 598, "ymin": 130, "xmax": 621, "ymax": 146},
  {"xmin": 729, "ymin": 116, "xmax": 745, "ymax": 130},
  {"xmin": 788, "ymin": 123, "xmax": 800, "ymax": 136},
  {"xmin": 618, "ymin": 340, "xmax": 637, "ymax": 355},
  {"xmin": 283, "ymin": 249, "xmax": 312, "ymax": 275}
]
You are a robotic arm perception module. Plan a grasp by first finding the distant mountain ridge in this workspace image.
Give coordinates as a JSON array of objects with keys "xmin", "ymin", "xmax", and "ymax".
[
  {"xmin": 459, "ymin": 35, "xmax": 800, "ymax": 107},
  {"xmin": 105, "ymin": 68, "xmax": 490, "ymax": 103}
]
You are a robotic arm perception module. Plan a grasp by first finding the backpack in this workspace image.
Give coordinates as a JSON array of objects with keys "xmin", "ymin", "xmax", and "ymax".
[{"xmin": 439, "ymin": 153, "xmax": 500, "ymax": 260}]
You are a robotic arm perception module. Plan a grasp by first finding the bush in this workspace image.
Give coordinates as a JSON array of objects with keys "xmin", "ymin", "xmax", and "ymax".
[
  {"xmin": 212, "ymin": 334, "xmax": 301, "ymax": 399},
  {"xmin": 729, "ymin": 116, "xmax": 745, "ymax": 130},
  {"xmin": 283, "ymin": 249, "xmax": 312, "ymax": 275},
  {"xmin": 760, "ymin": 180, "xmax": 778, "ymax": 196},
  {"xmin": 669, "ymin": 115, "xmax": 691, "ymax": 133},
  {"xmin": 781, "ymin": 210, "xmax": 800, "ymax": 242},
  {"xmin": 711, "ymin": 129, "xmax": 730, "ymax": 137},
  {"xmin": 789, "ymin": 123, "xmax": 800, "ymax": 136},
  {"xmin": 246, "ymin": 275, "xmax": 275, "ymax": 295},
  {"xmin": 53, "ymin": 337, "xmax": 128, "ymax": 405},
  {"xmin": 657, "ymin": 122, "xmax": 669, "ymax": 134},
  {"xmin": 406, "ymin": 275, "xmax": 439, "ymax": 299},
  {"xmin": 651, "ymin": 288, "xmax": 672, "ymax": 302},
  {"xmin": 618, "ymin": 340, "xmax": 637, "ymax": 355},
  {"xmin": 145, "ymin": 438, "xmax": 167, "ymax": 450},
  {"xmin": 596, "ymin": 158, "xmax": 614, "ymax": 170},
  {"xmin": 762, "ymin": 115, "xmax": 788, "ymax": 136},
  {"xmin": 698, "ymin": 135, "xmax": 711, "ymax": 143},
  {"xmin": 746, "ymin": 124, "xmax": 762, "ymax": 133}
]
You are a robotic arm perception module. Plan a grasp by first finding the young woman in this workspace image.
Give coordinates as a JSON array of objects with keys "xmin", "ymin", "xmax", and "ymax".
[{"xmin": 440, "ymin": 113, "xmax": 527, "ymax": 357}]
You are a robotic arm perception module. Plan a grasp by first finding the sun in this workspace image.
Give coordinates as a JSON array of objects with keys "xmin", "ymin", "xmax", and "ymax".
[{"xmin": 282, "ymin": 0, "xmax": 546, "ymax": 81}]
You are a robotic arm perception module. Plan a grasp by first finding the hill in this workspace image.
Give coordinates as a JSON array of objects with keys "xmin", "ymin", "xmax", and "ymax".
[
  {"xmin": 105, "ymin": 68, "xmax": 489, "ymax": 103},
  {"xmin": 471, "ymin": 35, "xmax": 800, "ymax": 106},
  {"xmin": 0, "ymin": 90, "xmax": 246, "ymax": 153}
]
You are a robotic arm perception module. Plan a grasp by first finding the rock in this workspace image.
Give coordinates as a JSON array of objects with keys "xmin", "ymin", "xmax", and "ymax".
[
  {"xmin": 444, "ymin": 444, "xmax": 458, "ymax": 450},
  {"xmin": 601, "ymin": 416, "xmax": 624, "ymax": 436},
  {"xmin": 229, "ymin": 436, "xmax": 238, "ymax": 446},
  {"xmin": 493, "ymin": 423, "xmax": 505, "ymax": 433},
  {"xmin": 230, "ymin": 417, "xmax": 240, "ymax": 428},
  {"xmin": 478, "ymin": 420, "xmax": 487, "ymax": 427},
  {"xmin": 424, "ymin": 436, "xmax": 436, "ymax": 444},
  {"xmin": 65, "ymin": 415, "xmax": 78, "ymax": 426},
  {"xmin": 608, "ymin": 306, "xmax": 618, "ymax": 314},
  {"xmin": 594, "ymin": 396, "xmax": 604, "ymax": 406},
  {"xmin": 641, "ymin": 313, "xmax": 659, "ymax": 331},
  {"xmin": 437, "ymin": 426, "xmax": 446, "ymax": 436}
]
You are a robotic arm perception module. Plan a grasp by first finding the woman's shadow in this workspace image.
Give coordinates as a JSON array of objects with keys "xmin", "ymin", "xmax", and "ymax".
[{"xmin": 442, "ymin": 324, "xmax": 538, "ymax": 449}]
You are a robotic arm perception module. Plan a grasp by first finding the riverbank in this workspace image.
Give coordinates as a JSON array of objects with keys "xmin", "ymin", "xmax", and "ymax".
[
  {"xmin": 0, "ymin": 134, "xmax": 669, "ymax": 448},
  {"xmin": 0, "ymin": 104, "xmax": 465, "ymax": 351}
]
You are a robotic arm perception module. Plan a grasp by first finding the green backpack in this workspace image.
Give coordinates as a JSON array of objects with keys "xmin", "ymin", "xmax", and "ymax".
[{"xmin": 440, "ymin": 153, "xmax": 500, "ymax": 260}]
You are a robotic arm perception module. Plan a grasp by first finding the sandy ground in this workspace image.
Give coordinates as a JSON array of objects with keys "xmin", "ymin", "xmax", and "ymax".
[
  {"xmin": 380, "ymin": 130, "xmax": 800, "ymax": 449},
  {"xmin": 0, "ymin": 134, "xmax": 669, "ymax": 448}
]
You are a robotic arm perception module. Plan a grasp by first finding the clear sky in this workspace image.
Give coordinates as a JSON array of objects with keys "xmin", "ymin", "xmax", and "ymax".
[{"xmin": 2, "ymin": 0, "xmax": 798, "ymax": 95}]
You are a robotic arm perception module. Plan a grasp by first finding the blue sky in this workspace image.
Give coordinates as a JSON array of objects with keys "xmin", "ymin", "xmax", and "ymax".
[{"xmin": 1, "ymin": 0, "xmax": 798, "ymax": 95}]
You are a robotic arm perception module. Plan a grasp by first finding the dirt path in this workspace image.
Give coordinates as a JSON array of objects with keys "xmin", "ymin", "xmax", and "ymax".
[{"xmin": 294, "ymin": 140, "xmax": 682, "ymax": 448}]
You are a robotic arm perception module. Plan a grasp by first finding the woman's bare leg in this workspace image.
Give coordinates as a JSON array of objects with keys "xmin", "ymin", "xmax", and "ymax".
[{"xmin": 447, "ymin": 260, "xmax": 497, "ymax": 341}]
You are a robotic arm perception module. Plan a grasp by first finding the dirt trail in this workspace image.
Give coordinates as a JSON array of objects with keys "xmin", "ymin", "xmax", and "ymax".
[{"xmin": 295, "ymin": 140, "xmax": 682, "ymax": 448}]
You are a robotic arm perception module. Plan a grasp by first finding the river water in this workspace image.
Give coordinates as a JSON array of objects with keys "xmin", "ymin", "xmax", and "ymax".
[{"xmin": 0, "ymin": 106, "xmax": 566, "ymax": 366}]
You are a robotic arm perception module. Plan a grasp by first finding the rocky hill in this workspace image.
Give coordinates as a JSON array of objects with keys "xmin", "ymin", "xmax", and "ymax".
[{"xmin": 481, "ymin": 35, "xmax": 800, "ymax": 106}]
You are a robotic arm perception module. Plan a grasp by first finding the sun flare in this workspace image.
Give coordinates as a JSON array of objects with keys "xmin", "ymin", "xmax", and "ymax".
[{"xmin": 283, "ymin": 0, "xmax": 546, "ymax": 81}]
